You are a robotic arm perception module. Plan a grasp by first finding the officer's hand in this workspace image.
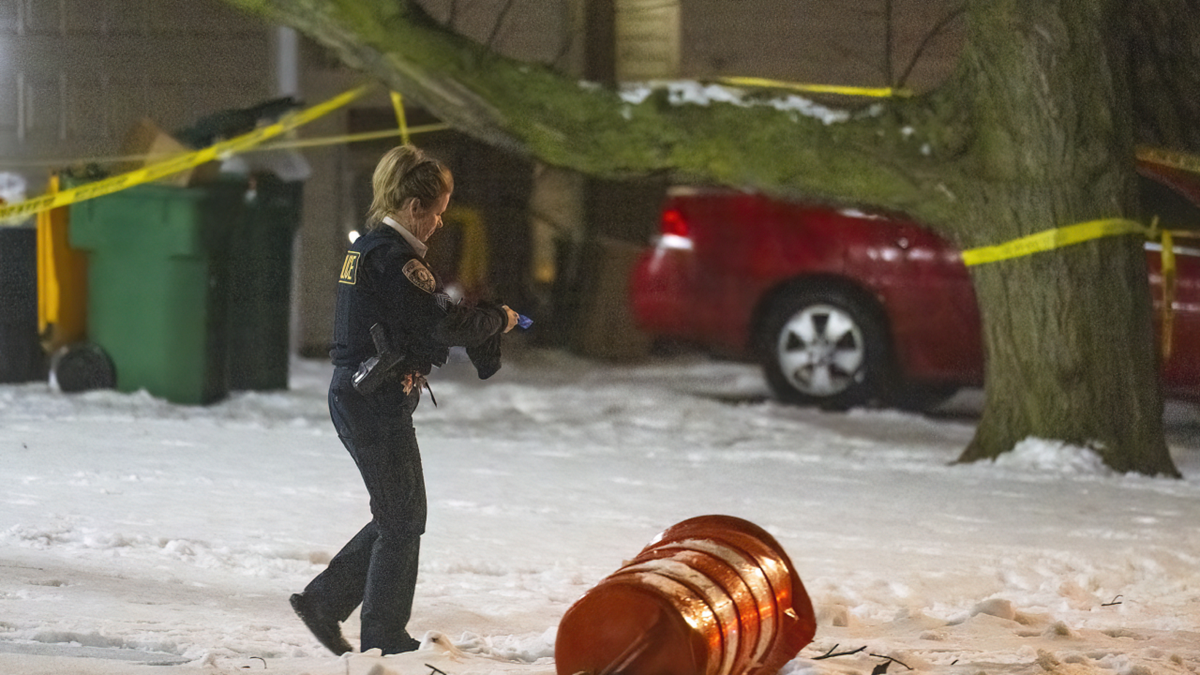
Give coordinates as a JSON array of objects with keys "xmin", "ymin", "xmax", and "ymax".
[{"xmin": 501, "ymin": 305, "xmax": 520, "ymax": 333}]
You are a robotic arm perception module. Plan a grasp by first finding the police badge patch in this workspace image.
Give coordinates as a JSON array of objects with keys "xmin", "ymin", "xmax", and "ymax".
[
  {"xmin": 402, "ymin": 259, "xmax": 436, "ymax": 293},
  {"xmin": 338, "ymin": 251, "xmax": 360, "ymax": 285}
]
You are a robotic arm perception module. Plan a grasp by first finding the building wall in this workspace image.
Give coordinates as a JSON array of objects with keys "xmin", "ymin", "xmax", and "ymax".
[
  {"xmin": 416, "ymin": 0, "xmax": 962, "ymax": 89},
  {"xmin": 0, "ymin": 0, "xmax": 273, "ymax": 172},
  {"xmin": 288, "ymin": 58, "xmax": 362, "ymax": 359},
  {"xmin": 680, "ymin": 0, "xmax": 962, "ymax": 92}
]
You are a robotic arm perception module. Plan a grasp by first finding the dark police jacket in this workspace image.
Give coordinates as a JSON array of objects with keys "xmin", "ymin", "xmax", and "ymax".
[{"xmin": 330, "ymin": 225, "xmax": 506, "ymax": 382}]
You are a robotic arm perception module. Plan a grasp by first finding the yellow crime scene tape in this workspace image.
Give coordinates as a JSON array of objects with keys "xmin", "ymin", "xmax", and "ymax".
[
  {"xmin": 962, "ymin": 216, "xmax": 1183, "ymax": 359},
  {"xmin": 718, "ymin": 76, "xmax": 912, "ymax": 98},
  {"xmin": 262, "ymin": 123, "xmax": 450, "ymax": 152},
  {"xmin": 960, "ymin": 218, "xmax": 1148, "ymax": 267},
  {"xmin": 961, "ymin": 145, "xmax": 1200, "ymax": 267},
  {"xmin": 951, "ymin": 144, "xmax": 1200, "ymax": 361},
  {"xmin": 0, "ymin": 122, "xmax": 452, "ymax": 172},
  {"xmin": 0, "ymin": 84, "xmax": 373, "ymax": 223}
]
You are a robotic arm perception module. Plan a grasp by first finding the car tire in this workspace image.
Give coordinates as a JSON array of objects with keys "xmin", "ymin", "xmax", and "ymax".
[{"xmin": 760, "ymin": 286, "xmax": 890, "ymax": 409}]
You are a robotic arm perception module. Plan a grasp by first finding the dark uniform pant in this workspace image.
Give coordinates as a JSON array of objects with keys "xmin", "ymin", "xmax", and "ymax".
[{"xmin": 304, "ymin": 366, "xmax": 427, "ymax": 653}]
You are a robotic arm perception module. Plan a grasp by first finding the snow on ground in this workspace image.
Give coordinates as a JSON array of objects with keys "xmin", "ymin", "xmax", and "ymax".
[{"xmin": 1, "ymin": 344, "xmax": 1199, "ymax": 675}]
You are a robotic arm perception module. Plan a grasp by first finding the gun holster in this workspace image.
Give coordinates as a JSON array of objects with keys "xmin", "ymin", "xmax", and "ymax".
[{"xmin": 352, "ymin": 323, "xmax": 406, "ymax": 394}]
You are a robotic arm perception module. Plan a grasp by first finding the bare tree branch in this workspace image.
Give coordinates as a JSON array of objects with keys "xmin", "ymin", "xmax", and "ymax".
[
  {"xmin": 485, "ymin": 0, "xmax": 519, "ymax": 50},
  {"xmin": 896, "ymin": 4, "xmax": 965, "ymax": 90}
]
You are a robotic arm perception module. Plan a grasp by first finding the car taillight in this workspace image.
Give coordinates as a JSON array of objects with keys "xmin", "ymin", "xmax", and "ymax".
[
  {"xmin": 656, "ymin": 207, "xmax": 694, "ymax": 250},
  {"xmin": 661, "ymin": 207, "xmax": 690, "ymax": 239}
]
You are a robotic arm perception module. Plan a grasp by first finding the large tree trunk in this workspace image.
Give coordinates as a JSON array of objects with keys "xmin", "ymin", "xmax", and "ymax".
[
  {"xmin": 945, "ymin": 0, "xmax": 1178, "ymax": 475},
  {"xmin": 961, "ymin": 230, "xmax": 1175, "ymax": 474}
]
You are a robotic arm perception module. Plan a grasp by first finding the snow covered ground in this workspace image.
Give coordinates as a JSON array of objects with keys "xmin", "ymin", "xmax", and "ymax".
[{"xmin": 1, "ymin": 344, "xmax": 1198, "ymax": 675}]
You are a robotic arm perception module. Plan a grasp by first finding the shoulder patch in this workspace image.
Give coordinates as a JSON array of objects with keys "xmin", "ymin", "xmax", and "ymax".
[
  {"xmin": 338, "ymin": 251, "xmax": 361, "ymax": 285},
  {"xmin": 402, "ymin": 259, "xmax": 436, "ymax": 294}
]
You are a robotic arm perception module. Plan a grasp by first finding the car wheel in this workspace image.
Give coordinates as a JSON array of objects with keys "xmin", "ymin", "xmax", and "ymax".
[{"xmin": 760, "ymin": 287, "xmax": 890, "ymax": 409}]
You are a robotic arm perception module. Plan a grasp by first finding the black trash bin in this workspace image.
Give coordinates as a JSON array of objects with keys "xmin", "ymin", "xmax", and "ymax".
[
  {"xmin": 225, "ymin": 174, "xmax": 303, "ymax": 391},
  {"xmin": 0, "ymin": 225, "xmax": 45, "ymax": 383}
]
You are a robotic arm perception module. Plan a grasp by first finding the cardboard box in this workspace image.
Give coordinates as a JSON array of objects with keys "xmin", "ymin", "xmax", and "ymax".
[{"xmin": 117, "ymin": 119, "xmax": 219, "ymax": 187}]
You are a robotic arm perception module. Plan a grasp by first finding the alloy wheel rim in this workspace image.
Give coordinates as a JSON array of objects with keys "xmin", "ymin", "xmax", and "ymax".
[{"xmin": 776, "ymin": 304, "xmax": 866, "ymax": 396}]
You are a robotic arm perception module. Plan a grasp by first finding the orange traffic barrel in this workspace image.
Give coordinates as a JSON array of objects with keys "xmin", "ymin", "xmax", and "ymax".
[{"xmin": 555, "ymin": 515, "xmax": 816, "ymax": 675}]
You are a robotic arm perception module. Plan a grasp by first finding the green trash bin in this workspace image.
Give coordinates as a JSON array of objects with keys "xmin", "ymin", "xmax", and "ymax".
[
  {"xmin": 225, "ymin": 175, "xmax": 302, "ymax": 391},
  {"xmin": 69, "ymin": 181, "xmax": 246, "ymax": 405}
]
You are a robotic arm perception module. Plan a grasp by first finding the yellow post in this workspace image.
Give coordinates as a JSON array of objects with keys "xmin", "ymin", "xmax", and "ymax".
[
  {"xmin": 36, "ymin": 174, "xmax": 88, "ymax": 352},
  {"xmin": 390, "ymin": 91, "xmax": 410, "ymax": 145},
  {"xmin": 449, "ymin": 206, "xmax": 489, "ymax": 295}
]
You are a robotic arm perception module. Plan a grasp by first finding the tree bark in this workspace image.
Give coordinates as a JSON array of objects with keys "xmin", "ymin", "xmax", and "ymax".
[
  {"xmin": 945, "ymin": 0, "xmax": 1177, "ymax": 475},
  {"xmin": 221, "ymin": 0, "xmax": 1182, "ymax": 475},
  {"xmin": 963, "ymin": 238, "xmax": 1175, "ymax": 475}
]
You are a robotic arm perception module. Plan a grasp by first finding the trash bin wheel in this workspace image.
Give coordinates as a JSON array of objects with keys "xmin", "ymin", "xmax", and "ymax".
[{"xmin": 51, "ymin": 342, "xmax": 116, "ymax": 393}]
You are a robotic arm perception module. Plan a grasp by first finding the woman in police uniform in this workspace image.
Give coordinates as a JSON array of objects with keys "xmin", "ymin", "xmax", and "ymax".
[{"xmin": 289, "ymin": 145, "xmax": 518, "ymax": 656}]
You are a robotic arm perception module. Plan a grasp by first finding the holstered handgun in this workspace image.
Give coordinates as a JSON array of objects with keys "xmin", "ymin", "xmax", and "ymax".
[{"xmin": 352, "ymin": 323, "xmax": 406, "ymax": 394}]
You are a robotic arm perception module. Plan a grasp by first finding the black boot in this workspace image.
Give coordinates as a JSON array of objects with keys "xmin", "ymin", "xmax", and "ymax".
[
  {"xmin": 381, "ymin": 633, "xmax": 421, "ymax": 655},
  {"xmin": 290, "ymin": 592, "xmax": 353, "ymax": 655}
]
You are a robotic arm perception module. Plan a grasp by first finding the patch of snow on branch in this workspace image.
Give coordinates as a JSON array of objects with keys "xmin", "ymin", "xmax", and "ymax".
[{"xmin": 617, "ymin": 80, "xmax": 851, "ymax": 125}]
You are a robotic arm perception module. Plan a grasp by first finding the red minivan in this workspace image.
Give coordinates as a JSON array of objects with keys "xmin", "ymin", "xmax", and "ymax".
[{"xmin": 630, "ymin": 161, "xmax": 1200, "ymax": 409}]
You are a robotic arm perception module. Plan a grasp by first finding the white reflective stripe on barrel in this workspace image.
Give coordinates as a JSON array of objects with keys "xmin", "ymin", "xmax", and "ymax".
[
  {"xmin": 675, "ymin": 536, "xmax": 792, "ymax": 609},
  {"xmin": 665, "ymin": 539, "xmax": 777, "ymax": 667},
  {"xmin": 620, "ymin": 558, "xmax": 739, "ymax": 675},
  {"xmin": 667, "ymin": 549, "xmax": 760, "ymax": 673}
]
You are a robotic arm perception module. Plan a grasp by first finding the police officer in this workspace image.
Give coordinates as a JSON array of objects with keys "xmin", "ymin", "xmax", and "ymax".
[{"xmin": 289, "ymin": 145, "xmax": 519, "ymax": 656}]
